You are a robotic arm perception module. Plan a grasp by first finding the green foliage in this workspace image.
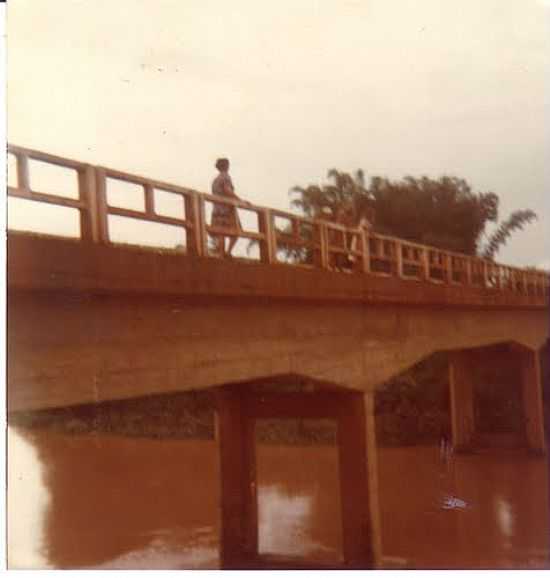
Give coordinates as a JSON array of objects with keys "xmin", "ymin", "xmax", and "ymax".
[
  {"xmin": 375, "ymin": 353, "xmax": 450, "ymax": 446},
  {"xmin": 290, "ymin": 169, "xmax": 535, "ymax": 259},
  {"xmin": 481, "ymin": 209, "xmax": 537, "ymax": 260},
  {"xmin": 291, "ymin": 169, "xmax": 373, "ymax": 222},
  {"xmin": 367, "ymin": 175, "xmax": 498, "ymax": 255}
]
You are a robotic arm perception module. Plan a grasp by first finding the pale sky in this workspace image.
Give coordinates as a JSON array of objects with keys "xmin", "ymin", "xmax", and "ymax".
[{"xmin": 7, "ymin": 0, "xmax": 550, "ymax": 268}]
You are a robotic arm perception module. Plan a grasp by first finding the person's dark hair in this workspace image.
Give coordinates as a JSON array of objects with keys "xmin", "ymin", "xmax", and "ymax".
[{"xmin": 215, "ymin": 158, "xmax": 229, "ymax": 171}]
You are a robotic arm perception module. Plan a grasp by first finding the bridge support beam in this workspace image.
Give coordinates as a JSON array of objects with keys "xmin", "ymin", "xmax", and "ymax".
[
  {"xmin": 449, "ymin": 351, "xmax": 476, "ymax": 452},
  {"xmin": 363, "ymin": 391, "xmax": 383, "ymax": 568},
  {"xmin": 215, "ymin": 389, "xmax": 250, "ymax": 569},
  {"xmin": 519, "ymin": 348, "xmax": 546, "ymax": 455}
]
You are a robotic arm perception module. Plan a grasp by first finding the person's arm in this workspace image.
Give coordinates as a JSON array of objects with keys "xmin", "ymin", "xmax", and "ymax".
[
  {"xmin": 223, "ymin": 177, "xmax": 252, "ymax": 206},
  {"xmin": 222, "ymin": 177, "xmax": 237, "ymax": 198}
]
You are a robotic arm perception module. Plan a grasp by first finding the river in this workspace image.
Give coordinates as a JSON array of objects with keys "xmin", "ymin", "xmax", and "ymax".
[{"xmin": 7, "ymin": 425, "xmax": 549, "ymax": 569}]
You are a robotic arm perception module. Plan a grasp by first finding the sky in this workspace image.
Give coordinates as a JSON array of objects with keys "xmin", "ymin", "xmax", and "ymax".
[{"xmin": 7, "ymin": 0, "xmax": 550, "ymax": 268}]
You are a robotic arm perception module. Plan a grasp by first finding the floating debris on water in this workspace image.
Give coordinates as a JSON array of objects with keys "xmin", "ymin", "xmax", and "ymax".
[{"xmin": 441, "ymin": 495, "xmax": 469, "ymax": 510}]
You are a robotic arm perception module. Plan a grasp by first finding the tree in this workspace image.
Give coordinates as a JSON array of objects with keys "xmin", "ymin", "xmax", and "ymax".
[
  {"xmin": 291, "ymin": 169, "xmax": 373, "ymax": 222},
  {"xmin": 290, "ymin": 170, "xmax": 536, "ymax": 260},
  {"xmin": 481, "ymin": 209, "xmax": 537, "ymax": 260}
]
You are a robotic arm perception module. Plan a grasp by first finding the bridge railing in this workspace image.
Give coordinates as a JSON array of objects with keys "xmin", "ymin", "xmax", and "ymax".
[
  {"xmin": 7, "ymin": 146, "xmax": 98, "ymax": 241},
  {"xmin": 95, "ymin": 166, "xmax": 206, "ymax": 254},
  {"xmin": 7, "ymin": 144, "xmax": 550, "ymax": 302}
]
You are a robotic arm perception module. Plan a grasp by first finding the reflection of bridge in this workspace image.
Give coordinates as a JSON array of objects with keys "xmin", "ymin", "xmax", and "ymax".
[{"xmin": 7, "ymin": 144, "xmax": 550, "ymax": 569}]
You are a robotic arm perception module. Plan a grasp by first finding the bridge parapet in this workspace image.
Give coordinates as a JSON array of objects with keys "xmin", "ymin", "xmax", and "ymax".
[{"xmin": 7, "ymin": 144, "xmax": 549, "ymax": 305}]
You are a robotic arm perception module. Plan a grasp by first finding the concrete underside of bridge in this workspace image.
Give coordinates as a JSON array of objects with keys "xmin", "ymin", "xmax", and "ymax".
[{"xmin": 7, "ymin": 233, "xmax": 549, "ymax": 413}]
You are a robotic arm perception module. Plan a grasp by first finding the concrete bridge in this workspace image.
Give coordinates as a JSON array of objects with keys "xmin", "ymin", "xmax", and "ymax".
[{"xmin": 7, "ymin": 144, "xmax": 550, "ymax": 569}]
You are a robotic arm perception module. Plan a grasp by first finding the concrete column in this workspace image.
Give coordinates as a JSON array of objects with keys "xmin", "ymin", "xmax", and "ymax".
[
  {"xmin": 336, "ymin": 394, "xmax": 373, "ymax": 568},
  {"xmin": 215, "ymin": 389, "xmax": 251, "ymax": 569},
  {"xmin": 519, "ymin": 348, "xmax": 546, "ymax": 455},
  {"xmin": 363, "ymin": 391, "xmax": 383, "ymax": 568},
  {"xmin": 449, "ymin": 351, "xmax": 476, "ymax": 452}
]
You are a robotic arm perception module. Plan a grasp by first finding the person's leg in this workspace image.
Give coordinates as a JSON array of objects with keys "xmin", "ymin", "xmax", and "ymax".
[
  {"xmin": 217, "ymin": 235, "xmax": 226, "ymax": 256},
  {"xmin": 227, "ymin": 234, "xmax": 238, "ymax": 255},
  {"xmin": 226, "ymin": 211, "xmax": 241, "ymax": 256},
  {"xmin": 211, "ymin": 211, "xmax": 226, "ymax": 257}
]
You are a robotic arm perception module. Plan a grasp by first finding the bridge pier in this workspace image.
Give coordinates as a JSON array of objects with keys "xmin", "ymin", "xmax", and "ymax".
[
  {"xmin": 449, "ymin": 351, "xmax": 476, "ymax": 452},
  {"xmin": 519, "ymin": 348, "xmax": 546, "ymax": 455},
  {"xmin": 363, "ymin": 391, "xmax": 383, "ymax": 568},
  {"xmin": 449, "ymin": 346, "xmax": 546, "ymax": 455},
  {"xmin": 215, "ymin": 384, "xmax": 377, "ymax": 569}
]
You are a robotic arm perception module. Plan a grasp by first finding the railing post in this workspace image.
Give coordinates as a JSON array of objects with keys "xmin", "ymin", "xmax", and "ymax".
[
  {"xmin": 444, "ymin": 254, "xmax": 453, "ymax": 284},
  {"xmin": 78, "ymin": 165, "xmax": 98, "ymax": 242},
  {"xmin": 527, "ymin": 271, "xmax": 534, "ymax": 296},
  {"xmin": 508, "ymin": 268, "xmax": 515, "ymax": 293},
  {"xmin": 483, "ymin": 261, "xmax": 490, "ymax": 288},
  {"xmin": 94, "ymin": 168, "xmax": 110, "ymax": 243},
  {"xmin": 395, "ymin": 241, "xmax": 403, "ymax": 278},
  {"xmin": 493, "ymin": 265, "xmax": 502, "ymax": 290},
  {"xmin": 16, "ymin": 152, "xmax": 30, "ymax": 191},
  {"xmin": 360, "ymin": 229, "xmax": 370, "ymax": 274},
  {"xmin": 258, "ymin": 208, "xmax": 276, "ymax": 265},
  {"xmin": 185, "ymin": 192, "xmax": 204, "ymax": 257},
  {"xmin": 319, "ymin": 222, "xmax": 329, "ymax": 269},
  {"xmin": 521, "ymin": 271, "xmax": 528, "ymax": 295},
  {"xmin": 507, "ymin": 268, "xmax": 515, "ymax": 293},
  {"xmin": 144, "ymin": 183, "xmax": 155, "ymax": 216},
  {"xmin": 465, "ymin": 258, "xmax": 472, "ymax": 286},
  {"xmin": 537, "ymin": 273, "xmax": 544, "ymax": 297},
  {"xmin": 420, "ymin": 248, "xmax": 430, "ymax": 281},
  {"xmin": 197, "ymin": 195, "xmax": 208, "ymax": 256}
]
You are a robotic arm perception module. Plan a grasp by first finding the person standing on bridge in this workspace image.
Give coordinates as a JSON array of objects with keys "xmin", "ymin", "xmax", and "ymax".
[{"xmin": 211, "ymin": 158, "xmax": 250, "ymax": 257}]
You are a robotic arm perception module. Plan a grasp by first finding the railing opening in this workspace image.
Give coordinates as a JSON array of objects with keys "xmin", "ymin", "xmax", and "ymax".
[
  {"xmin": 106, "ymin": 178, "xmax": 145, "ymax": 212},
  {"xmin": 154, "ymin": 189, "xmax": 186, "ymax": 220},
  {"xmin": 108, "ymin": 215, "xmax": 186, "ymax": 250},
  {"xmin": 8, "ymin": 197, "xmax": 81, "ymax": 239},
  {"xmin": 28, "ymin": 159, "xmax": 79, "ymax": 200}
]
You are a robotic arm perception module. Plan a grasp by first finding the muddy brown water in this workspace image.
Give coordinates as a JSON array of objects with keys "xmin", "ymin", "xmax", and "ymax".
[{"xmin": 7, "ymin": 426, "xmax": 549, "ymax": 569}]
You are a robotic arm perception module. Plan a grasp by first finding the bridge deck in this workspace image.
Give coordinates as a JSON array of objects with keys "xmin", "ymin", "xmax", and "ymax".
[{"xmin": 7, "ymin": 232, "xmax": 548, "ymax": 310}]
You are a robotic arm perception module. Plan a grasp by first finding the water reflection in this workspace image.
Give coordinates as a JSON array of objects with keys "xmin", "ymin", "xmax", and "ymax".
[
  {"xmin": 258, "ymin": 485, "xmax": 314, "ymax": 557},
  {"xmin": 7, "ymin": 422, "xmax": 549, "ymax": 570},
  {"xmin": 255, "ymin": 419, "xmax": 343, "ymax": 563},
  {"xmin": 93, "ymin": 526, "xmax": 218, "ymax": 569},
  {"xmin": 378, "ymin": 446, "xmax": 549, "ymax": 569},
  {"xmin": 495, "ymin": 496, "xmax": 514, "ymax": 539},
  {"xmin": 7, "ymin": 428, "xmax": 51, "ymax": 569},
  {"xmin": 8, "ymin": 425, "xmax": 221, "ymax": 570}
]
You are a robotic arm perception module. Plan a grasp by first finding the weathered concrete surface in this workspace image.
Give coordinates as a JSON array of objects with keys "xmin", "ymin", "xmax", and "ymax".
[
  {"xmin": 520, "ymin": 347, "xmax": 546, "ymax": 453},
  {"xmin": 7, "ymin": 234, "xmax": 550, "ymax": 412},
  {"xmin": 449, "ymin": 351, "xmax": 476, "ymax": 451},
  {"xmin": 8, "ymin": 233, "xmax": 549, "ymax": 309}
]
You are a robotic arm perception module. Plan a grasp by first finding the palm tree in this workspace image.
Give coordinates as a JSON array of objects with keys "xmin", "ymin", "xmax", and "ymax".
[
  {"xmin": 290, "ymin": 168, "xmax": 375, "ymax": 225},
  {"xmin": 481, "ymin": 209, "xmax": 537, "ymax": 260}
]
